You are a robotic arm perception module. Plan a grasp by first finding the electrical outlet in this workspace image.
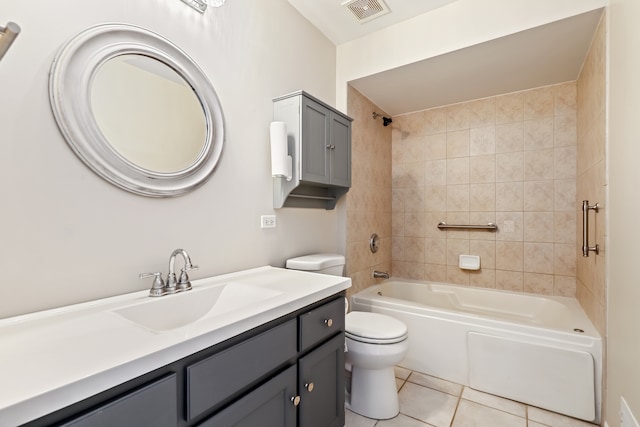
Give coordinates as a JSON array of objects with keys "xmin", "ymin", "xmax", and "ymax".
[
  {"xmin": 261, "ymin": 215, "xmax": 276, "ymax": 229},
  {"xmin": 621, "ymin": 397, "xmax": 639, "ymax": 427}
]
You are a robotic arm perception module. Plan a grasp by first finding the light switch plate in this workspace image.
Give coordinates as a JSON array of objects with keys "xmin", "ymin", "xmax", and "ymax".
[{"xmin": 261, "ymin": 215, "xmax": 276, "ymax": 229}]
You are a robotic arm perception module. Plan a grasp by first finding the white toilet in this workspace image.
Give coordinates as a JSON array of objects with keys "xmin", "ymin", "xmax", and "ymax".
[
  {"xmin": 285, "ymin": 254, "xmax": 409, "ymax": 420},
  {"xmin": 345, "ymin": 312, "xmax": 408, "ymax": 419}
]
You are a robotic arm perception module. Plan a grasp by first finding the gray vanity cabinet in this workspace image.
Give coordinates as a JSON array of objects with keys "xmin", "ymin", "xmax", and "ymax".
[{"xmin": 21, "ymin": 294, "xmax": 345, "ymax": 427}]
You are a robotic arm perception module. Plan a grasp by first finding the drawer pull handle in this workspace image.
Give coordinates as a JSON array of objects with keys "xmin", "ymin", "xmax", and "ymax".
[
  {"xmin": 324, "ymin": 318, "xmax": 333, "ymax": 327},
  {"xmin": 305, "ymin": 382, "xmax": 314, "ymax": 392},
  {"xmin": 291, "ymin": 395, "xmax": 301, "ymax": 406}
]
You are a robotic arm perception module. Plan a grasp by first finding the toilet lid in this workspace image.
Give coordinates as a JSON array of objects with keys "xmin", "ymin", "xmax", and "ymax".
[{"xmin": 345, "ymin": 312, "xmax": 408, "ymax": 344}]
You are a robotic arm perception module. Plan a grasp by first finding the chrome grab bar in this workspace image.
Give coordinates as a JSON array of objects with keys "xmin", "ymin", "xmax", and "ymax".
[
  {"xmin": 437, "ymin": 222, "xmax": 498, "ymax": 231},
  {"xmin": 582, "ymin": 200, "xmax": 600, "ymax": 257}
]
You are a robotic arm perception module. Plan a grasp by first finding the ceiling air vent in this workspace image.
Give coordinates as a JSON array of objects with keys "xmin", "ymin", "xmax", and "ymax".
[{"xmin": 342, "ymin": 0, "xmax": 391, "ymax": 24}]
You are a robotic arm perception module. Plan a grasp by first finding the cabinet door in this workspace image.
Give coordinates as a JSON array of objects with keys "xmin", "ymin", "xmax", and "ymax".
[
  {"xmin": 298, "ymin": 333, "xmax": 345, "ymax": 427},
  {"xmin": 300, "ymin": 96, "xmax": 331, "ymax": 185},
  {"xmin": 329, "ymin": 113, "xmax": 351, "ymax": 188},
  {"xmin": 197, "ymin": 366, "xmax": 297, "ymax": 427},
  {"xmin": 59, "ymin": 374, "xmax": 177, "ymax": 427}
]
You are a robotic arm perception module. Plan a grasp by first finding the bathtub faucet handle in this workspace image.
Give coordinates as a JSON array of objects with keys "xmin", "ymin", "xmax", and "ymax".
[{"xmin": 373, "ymin": 270, "xmax": 389, "ymax": 279}]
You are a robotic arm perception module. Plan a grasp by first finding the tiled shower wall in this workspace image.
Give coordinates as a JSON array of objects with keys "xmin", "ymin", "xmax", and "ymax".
[
  {"xmin": 576, "ymin": 14, "xmax": 606, "ymax": 336},
  {"xmin": 345, "ymin": 86, "xmax": 392, "ymax": 296},
  {"xmin": 391, "ymin": 83, "xmax": 578, "ymax": 296}
]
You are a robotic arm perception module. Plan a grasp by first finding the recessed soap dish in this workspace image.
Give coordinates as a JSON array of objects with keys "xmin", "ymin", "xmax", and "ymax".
[{"xmin": 459, "ymin": 255, "xmax": 480, "ymax": 270}]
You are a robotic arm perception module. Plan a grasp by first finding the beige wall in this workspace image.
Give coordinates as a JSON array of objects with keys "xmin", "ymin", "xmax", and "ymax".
[
  {"xmin": 0, "ymin": 0, "xmax": 341, "ymax": 318},
  {"xmin": 576, "ymin": 14, "xmax": 607, "ymax": 338},
  {"xmin": 345, "ymin": 87, "xmax": 392, "ymax": 296},
  {"xmin": 607, "ymin": 0, "xmax": 640, "ymax": 425},
  {"xmin": 390, "ymin": 84, "xmax": 578, "ymax": 295}
]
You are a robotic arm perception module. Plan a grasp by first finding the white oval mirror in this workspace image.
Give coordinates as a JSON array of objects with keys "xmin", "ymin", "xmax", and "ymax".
[{"xmin": 49, "ymin": 24, "xmax": 224, "ymax": 197}]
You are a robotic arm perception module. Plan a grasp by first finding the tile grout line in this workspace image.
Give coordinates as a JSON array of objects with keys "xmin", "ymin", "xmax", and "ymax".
[{"xmin": 449, "ymin": 392, "xmax": 464, "ymax": 427}]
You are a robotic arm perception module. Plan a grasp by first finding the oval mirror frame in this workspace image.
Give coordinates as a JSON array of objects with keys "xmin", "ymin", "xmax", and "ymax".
[{"xmin": 49, "ymin": 23, "xmax": 224, "ymax": 197}]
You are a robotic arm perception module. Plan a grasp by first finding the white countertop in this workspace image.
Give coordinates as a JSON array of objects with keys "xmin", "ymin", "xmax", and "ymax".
[{"xmin": 0, "ymin": 266, "xmax": 351, "ymax": 426}]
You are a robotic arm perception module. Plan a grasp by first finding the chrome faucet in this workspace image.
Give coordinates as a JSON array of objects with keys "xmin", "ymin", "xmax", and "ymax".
[
  {"xmin": 140, "ymin": 249, "xmax": 199, "ymax": 297},
  {"xmin": 372, "ymin": 270, "xmax": 389, "ymax": 279},
  {"xmin": 167, "ymin": 249, "xmax": 199, "ymax": 293}
]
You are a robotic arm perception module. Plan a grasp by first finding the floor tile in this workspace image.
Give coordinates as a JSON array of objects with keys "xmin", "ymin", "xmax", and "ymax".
[
  {"xmin": 348, "ymin": 367, "xmax": 599, "ymax": 427},
  {"xmin": 527, "ymin": 406, "xmax": 598, "ymax": 426},
  {"xmin": 345, "ymin": 408, "xmax": 377, "ymax": 427},
  {"xmin": 395, "ymin": 366, "xmax": 412, "ymax": 380},
  {"xmin": 451, "ymin": 400, "xmax": 526, "ymax": 427},
  {"xmin": 461, "ymin": 387, "xmax": 526, "ymax": 417},
  {"xmin": 376, "ymin": 413, "xmax": 434, "ymax": 427},
  {"xmin": 399, "ymin": 382, "xmax": 458, "ymax": 427},
  {"xmin": 407, "ymin": 372, "xmax": 463, "ymax": 397}
]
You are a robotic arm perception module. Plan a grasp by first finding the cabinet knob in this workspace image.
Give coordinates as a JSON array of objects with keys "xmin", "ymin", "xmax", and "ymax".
[
  {"xmin": 325, "ymin": 144, "xmax": 335, "ymax": 149},
  {"xmin": 291, "ymin": 395, "xmax": 301, "ymax": 406},
  {"xmin": 324, "ymin": 318, "xmax": 333, "ymax": 327},
  {"xmin": 305, "ymin": 382, "xmax": 314, "ymax": 392}
]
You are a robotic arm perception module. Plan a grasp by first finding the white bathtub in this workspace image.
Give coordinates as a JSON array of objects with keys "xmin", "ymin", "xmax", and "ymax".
[{"xmin": 350, "ymin": 279, "xmax": 602, "ymax": 423}]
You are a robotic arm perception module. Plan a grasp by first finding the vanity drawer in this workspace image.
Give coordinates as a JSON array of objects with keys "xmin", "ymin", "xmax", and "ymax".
[
  {"xmin": 60, "ymin": 374, "xmax": 177, "ymax": 427},
  {"xmin": 186, "ymin": 319, "xmax": 297, "ymax": 421},
  {"xmin": 299, "ymin": 297, "xmax": 345, "ymax": 352}
]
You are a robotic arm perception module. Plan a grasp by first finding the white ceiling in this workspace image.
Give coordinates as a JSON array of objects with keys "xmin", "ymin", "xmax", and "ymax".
[
  {"xmin": 287, "ymin": 0, "xmax": 461, "ymax": 45},
  {"xmin": 287, "ymin": 1, "xmax": 604, "ymax": 116}
]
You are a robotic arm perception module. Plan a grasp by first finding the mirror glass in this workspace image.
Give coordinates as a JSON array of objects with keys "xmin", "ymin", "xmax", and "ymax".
[
  {"xmin": 91, "ymin": 55, "xmax": 207, "ymax": 173},
  {"xmin": 49, "ymin": 24, "xmax": 224, "ymax": 197}
]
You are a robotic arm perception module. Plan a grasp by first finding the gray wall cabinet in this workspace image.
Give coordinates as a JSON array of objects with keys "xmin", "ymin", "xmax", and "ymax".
[
  {"xmin": 22, "ymin": 294, "xmax": 346, "ymax": 427},
  {"xmin": 273, "ymin": 91, "xmax": 352, "ymax": 210}
]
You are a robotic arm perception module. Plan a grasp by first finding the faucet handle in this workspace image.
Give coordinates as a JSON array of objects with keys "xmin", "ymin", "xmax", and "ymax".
[
  {"xmin": 140, "ymin": 272, "xmax": 166, "ymax": 297},
  {"xmin": 176, "ymin": 266, "xmax": 197, "ymax": 292}
]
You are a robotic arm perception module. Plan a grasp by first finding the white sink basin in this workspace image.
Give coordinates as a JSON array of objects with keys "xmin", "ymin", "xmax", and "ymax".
[{"xmin": 112, "ymin": 282, "xmax": 282, "ymax": 332}]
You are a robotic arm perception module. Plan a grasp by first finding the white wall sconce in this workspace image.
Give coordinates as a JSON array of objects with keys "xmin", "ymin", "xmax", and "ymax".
[
  {"xmin": 270, "ymin": 121, "xmax": 292, "ymax": 181},
  {"xmin": 0, "ymin": 21, "xmax": 21, "ymax": 62},
  {"xmin": 180, "ymin": 0, "xmax": 226, "ymax": 13}
]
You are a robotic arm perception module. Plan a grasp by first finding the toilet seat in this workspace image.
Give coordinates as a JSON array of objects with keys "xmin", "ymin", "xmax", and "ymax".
[{"xmin": 346, "ymin": 312, "xmax": 408, "ymax": 344}]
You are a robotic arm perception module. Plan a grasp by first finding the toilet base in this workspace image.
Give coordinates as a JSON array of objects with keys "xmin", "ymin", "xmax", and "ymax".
[{"xmin": 347, "ymin": 365, "xmax": 399, "ymax": 419}]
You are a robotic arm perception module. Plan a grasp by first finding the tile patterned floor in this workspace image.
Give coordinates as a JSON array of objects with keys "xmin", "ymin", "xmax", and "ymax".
[{"xmin": 345, "ymin": 367, "xmax": 599, "ymax": 427}]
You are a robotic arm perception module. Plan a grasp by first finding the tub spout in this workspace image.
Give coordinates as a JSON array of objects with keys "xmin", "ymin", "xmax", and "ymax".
[{"xmin": 373, "ymin": 270, "xmax": 389, "ymax": 279}]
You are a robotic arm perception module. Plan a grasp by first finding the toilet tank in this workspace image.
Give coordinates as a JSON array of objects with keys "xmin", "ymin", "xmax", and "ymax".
[{"xmin": 285, "ymin": 253, "xmax": 345, "ymax": 276}]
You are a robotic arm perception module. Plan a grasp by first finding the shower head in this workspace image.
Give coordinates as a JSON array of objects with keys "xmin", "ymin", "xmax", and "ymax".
[{"xmin": 372, "ymin": 112, "xmax": 392, "ymax": 127}]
